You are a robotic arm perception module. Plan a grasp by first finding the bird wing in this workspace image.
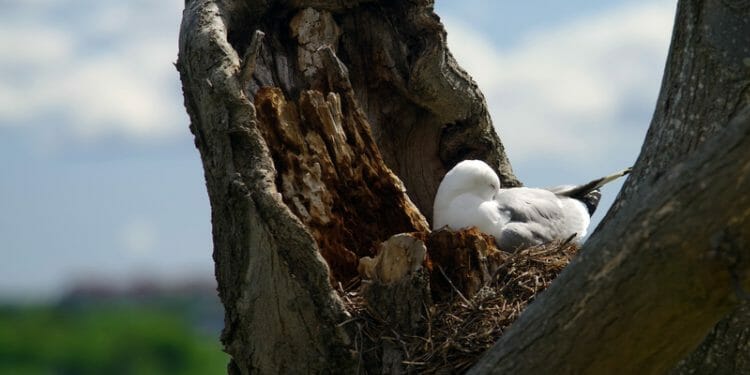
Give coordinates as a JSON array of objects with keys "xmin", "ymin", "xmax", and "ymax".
[
  {"xmin": 493, "ymin": 187, "xmax": 587, "ymax": 250},
  {"xmin": 495, "ymin": 187, "xmax": 565, "ymax": 223}
]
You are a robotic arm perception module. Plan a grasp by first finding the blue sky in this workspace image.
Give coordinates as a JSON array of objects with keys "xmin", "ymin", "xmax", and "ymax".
[{"xmin": 0, "ymin": 0, "xmax": 676, "ymax": 300}]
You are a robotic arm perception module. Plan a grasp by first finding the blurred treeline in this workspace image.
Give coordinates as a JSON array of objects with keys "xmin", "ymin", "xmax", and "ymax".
[{"xmin": 0, "ymin": 280, "xmax": 227, "ymax": 374}]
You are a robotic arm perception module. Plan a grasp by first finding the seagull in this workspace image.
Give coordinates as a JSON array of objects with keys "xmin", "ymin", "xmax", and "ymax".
[{"xmin": 432, "ymin": 160, "xmax": 631, "ymax": 251}]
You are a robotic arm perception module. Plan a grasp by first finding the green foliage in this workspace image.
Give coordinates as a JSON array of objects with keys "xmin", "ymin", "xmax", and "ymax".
[{"xmin": 0, "ymin": 304, "xmax": 227, "ymax": 375}]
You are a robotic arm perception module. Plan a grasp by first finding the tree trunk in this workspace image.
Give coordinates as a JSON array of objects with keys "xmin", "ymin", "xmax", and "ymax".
[
  {"xmin": 177, "ymin": 0, "xmax": 515, "ymax": 373},
  {"xmin": 471, "ymin": 0, "xmax": 750, "ymax": 373},
  {"xmin": 177, "ymin": 0, "xmax": 750, "ymax": 373},
  {"xmin": 656, "ymin": 2, "xmax": 750, "ymax": 373},
  {"xmin": 671, "ymin": 301, "xmax": 750, "ymax": 375}
]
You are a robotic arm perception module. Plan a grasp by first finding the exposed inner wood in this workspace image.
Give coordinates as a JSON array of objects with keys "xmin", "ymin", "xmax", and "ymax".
[
  {"xmin": 234, "ymin": 4, "xmax": 518, "ymax": 220},
  {"xmin": 254, "ymin": 87, "xmax": 429, "ymax": 282},
  {"xmin": 359, "ymin": 233, "xmax": 432, "ymax": 334},
  {"xmin": 358, "ymin": 233, "xmax": 428, "ymax": 285},
  {"xmin": 427, "ymin": 228, "xmax": 506, "ymax": 301}
]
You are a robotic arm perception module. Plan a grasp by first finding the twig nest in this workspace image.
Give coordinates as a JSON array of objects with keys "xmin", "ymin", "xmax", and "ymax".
[{"xmin": 344, "ymin": 238, "xmax": 579, "ymax": 373}]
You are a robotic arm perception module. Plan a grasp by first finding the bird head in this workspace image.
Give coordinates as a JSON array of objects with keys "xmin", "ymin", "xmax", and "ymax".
[{"xmin": 440, "ymin": 160, "xmax": 500, "ymax": 201}]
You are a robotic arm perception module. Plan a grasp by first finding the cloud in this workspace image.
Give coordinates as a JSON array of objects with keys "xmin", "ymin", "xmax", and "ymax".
[
  {"xmin": 0, "ymin": 0, "xmax": 675, "ymax": 162},
  {"xmin": 119, "ymin": 218, "xmax": 158, "ymax": 257},
  {"xmin": 444, "ymin": 1, "xmax": 676, "ymax": 168},
  {"xmin": 0, "ymin": 0, "xmax": 186, "ymax": 144}
]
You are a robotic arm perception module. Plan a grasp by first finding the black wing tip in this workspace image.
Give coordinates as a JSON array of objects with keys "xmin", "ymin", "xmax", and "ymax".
[{"xmin": 578, "ymin": 189, "xmax": 602, "ymax": 216}]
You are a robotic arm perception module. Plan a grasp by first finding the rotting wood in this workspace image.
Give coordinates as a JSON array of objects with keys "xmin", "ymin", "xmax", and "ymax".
[
  {"xmin": 355, "ymin": 233, "xmax": 433, "ymax": 375},
  {"xmin": 178, "ymin": 0, "xmax": 515, "ymax": 370},
  {"xmin": 358, "ymin": 233, "xmax": 428, "ymax": 285},
  {"xmin": 427, "ymin": 228, "xmax": 506, "ymax": 301},
  {"xmin": 254, "ymin": 87, "xmax": 429, "ymax": 282},
  {"xmin": 240, "ymin": 4, "xmax": 519, "ymax": 217}
]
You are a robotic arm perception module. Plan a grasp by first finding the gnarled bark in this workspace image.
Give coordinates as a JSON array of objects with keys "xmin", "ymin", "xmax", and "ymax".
[{"xmin": 616, "ymin": 1, "xmax": 750, "ymax": 372}]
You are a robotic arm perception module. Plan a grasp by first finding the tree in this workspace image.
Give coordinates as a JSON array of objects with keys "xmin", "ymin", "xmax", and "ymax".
[{"xmin": 176, "ymin": 0, "xmax": 750, "ymax": 373}]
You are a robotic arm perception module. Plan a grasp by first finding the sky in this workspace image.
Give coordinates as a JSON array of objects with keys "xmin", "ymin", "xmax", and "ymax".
[{"xmin": 0, "ymin": 0, "xmax": 677, "ymax": 301}]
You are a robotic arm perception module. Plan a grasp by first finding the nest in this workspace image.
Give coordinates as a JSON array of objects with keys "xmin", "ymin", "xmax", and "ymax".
[{"xmin": 338, "ymin": 241, "xmax": 579, "ymax": 374}]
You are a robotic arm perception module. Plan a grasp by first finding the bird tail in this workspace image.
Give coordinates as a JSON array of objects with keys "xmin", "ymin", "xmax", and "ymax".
[
  {"xmin": 553, "ymin": 167, "xmax": 632, "ymax": 198},
  {"xmin": 551, "ymin": 167, "xmax": 632, "ymax": 215}
]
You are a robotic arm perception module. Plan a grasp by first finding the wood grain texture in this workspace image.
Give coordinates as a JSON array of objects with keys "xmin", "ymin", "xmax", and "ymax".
[
  {"xmin": 236, "ymin": 1, "xmax": 519, "ymax": 217},
  {"xmin": 254, "ymin": 87, "xmax": 429, "ymax": 282}
]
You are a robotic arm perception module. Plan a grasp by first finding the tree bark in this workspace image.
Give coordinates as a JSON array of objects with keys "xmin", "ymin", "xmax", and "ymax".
[
  {"xmin": 177, "ymin": 4, "xmax": 355, "ymax": 371},
  {"xmin": 614, "ymin": 1, "xmax": 750, "ymax": 373},
  {"xmin": 472, "ymin": 0, "xmax": 750, "ymax": 373},
  {"xmin": 671, "ymin": 301, "xmax": 750, "ymax": 375},
  {"xmin": 608, "ymin": 0, "xmax": 750, "ymax": 215},
  {"xmin": 664, "ymin": 2, "xmax": 750, "ymax": 371}
]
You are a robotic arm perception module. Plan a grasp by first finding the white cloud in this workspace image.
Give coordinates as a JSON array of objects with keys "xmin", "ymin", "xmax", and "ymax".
[
  {"xmin": 52, "ymin": 40, "xmax": 183, "ymax": 140},
  {"xmin": 445, "ymin": 1, "xmax": 676, "ymax": 166},
  {"xmin": 0, "ymin": 24, "xmax": 74, "ymax": 67},
  {"xmin": 0, "ymin": 0, "xmax": 186, "ymax": 143},
  {"xmin": 0, "ymin": 0, "xmax": 675, "ymax": 158}
]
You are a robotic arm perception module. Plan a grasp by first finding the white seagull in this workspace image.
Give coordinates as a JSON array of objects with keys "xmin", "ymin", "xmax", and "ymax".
[{"xmin": 432, "ymin": 160, "xmax": 630, "ymax": 251}]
